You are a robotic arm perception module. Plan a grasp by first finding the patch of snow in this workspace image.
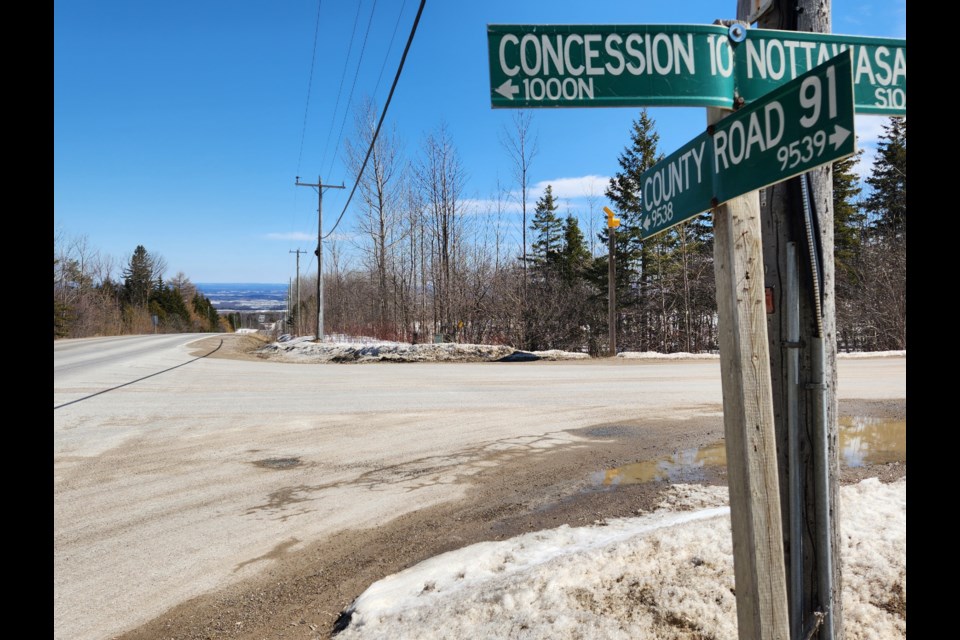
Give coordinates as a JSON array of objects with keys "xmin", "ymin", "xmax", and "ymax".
[
  {"xmin": 531, "ymin": 350, "xmax": 590, "ymax": 360},
  {"xmin": 617, "ymin": 351, "xmax": 720, "ymax": 360},
  {"xmin": 337, "ymin": 478, "xmax": 906, "ymax": 640},
  {"xmin": 255, "ymin": 339, "xmax": 905, "ymax": 364},
  {"xmin": 653, "ymin": 483, "xmax": 729, "ymax": 512},
  {"xmin": 257, "ymin": 340, "xmax": 515, "ymax": 363},
  {"xmin": 837, "ymin": 350, "xmax": 906, "ymax": 358}
]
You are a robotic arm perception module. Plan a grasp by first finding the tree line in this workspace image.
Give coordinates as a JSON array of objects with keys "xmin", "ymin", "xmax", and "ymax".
[
  {"xmin": 53, "ymin": 241, "xmax": 226, "ymax": 338},
  {"xmin": 55, "ymin": 105, "xmax": 904, "ymax": 353},
  {"xmin": 833, "ymin": 117, "xmax": 906, "ymax": 351},
  {"xmin": 291, "ymin": 106, "xmax": 904, "ymax": 354}
]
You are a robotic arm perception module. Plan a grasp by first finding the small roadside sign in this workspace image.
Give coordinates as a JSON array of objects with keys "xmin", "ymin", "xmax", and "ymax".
[{"xmin": 604, "ymin": 206, "xmax": 621, "ymax": 228}]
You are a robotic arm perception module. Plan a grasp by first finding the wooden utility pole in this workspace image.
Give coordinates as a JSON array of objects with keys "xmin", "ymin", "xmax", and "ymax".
[
  {"xmin": 608, "ymin": 230, "xmax": 616, "ymax": 356},
  {"xmin": 604, "ymin": 207, "xmax": 620, "ymax": 357},
  {"xmin": 709, "ymin": 105, "xmax": 789, "ymax": 640},
  {"xmin": 295, "ymin": 176, "xmax": 344, "ymax": 342},
  {"xmin": 289, "ymin": 248, "xmax": 305, "ymax": 336},
  {"xmin": 758, "ymin": 1, "xmax": 843, "ymax": 638}
]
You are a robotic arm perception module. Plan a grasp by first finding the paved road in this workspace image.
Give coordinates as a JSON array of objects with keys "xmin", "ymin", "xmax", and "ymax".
[{"xmin": 53, "ymin": 335, "xmax": 905, "ymax": 640}]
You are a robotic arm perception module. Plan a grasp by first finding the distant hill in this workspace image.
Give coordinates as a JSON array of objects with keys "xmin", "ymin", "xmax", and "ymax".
[{"xmin": 195, "ymin": 283, "xmax": 287, "ymax": 312}]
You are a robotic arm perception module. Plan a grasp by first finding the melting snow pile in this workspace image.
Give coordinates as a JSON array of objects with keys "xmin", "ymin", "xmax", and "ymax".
[
  {"xmin": 256, "ymin": 338, "xmax": 589, "ymax": 363},
  {"xmin": 336, "ymin": 478, "xmax": 905, "ymax": 640},
  {"xmin": 531, "ymin": 350, "xmax": 590, "ymax": 360},
  {"xmin": 254, "ymin": 335, "xmax": 903, "ymax": 364},
  {"xmin": 837, "ymin": 350, "xmax": 906, "ymax": 359},
  {"xmin": 617, "ymin": 351, "xmax": 720, "ymax": 360}
]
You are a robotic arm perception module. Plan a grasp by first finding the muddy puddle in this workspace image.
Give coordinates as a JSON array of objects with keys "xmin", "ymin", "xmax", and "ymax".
[{"xmin": 592, "ymin": 416, "xmax": 905, "ymax": 486}]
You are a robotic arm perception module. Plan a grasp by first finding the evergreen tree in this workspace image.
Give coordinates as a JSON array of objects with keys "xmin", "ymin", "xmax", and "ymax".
[
  {"xmin": 857, "ymin": 117, "xmax": 907, "ymax": 350},
  {"xmin": 524, "ymin": 211, "xmax": 598, "ymax": 353},
  {"xmin": 123, "ymin": 245, "xmax": 155, "ymax": 307},
  {"xmin": 865, "ymin": 117, "xmax": 906, "ymax": 238},
  {"xmin": 833, "ymin": 148, "xmax": 865, "ymax": 278},
  {"xmin": 603, "ymin": 109, "xmax": 661, "ymax": 265},
  {"xmin": 529, "ymin": 185, "xmax": 563, "ymax": 265},
  {"xmin": 596, "ymin": 109, "xmax": 664, "ymax": 350},
  {"xmin": 558, "ymin": 214, "xmax": 591, "ymax": 284},
  {"xmin": 149, "ymin": 281, "xmax": 191, "ymax": 331},
  {"xmin": 192, "ymin": 293, "xmax": 222, "ymax": 332}
]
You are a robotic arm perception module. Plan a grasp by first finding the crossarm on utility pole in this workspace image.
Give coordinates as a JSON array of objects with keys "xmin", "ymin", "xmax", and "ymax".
[{"xmin": 295, "ymin": 176, "xmax": 345, "ymax": 342}]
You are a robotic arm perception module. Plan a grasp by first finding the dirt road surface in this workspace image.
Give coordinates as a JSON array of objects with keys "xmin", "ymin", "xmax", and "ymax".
[{"xmin": 53, "ymin": 335, "xmax": 905, "ymax": 640}]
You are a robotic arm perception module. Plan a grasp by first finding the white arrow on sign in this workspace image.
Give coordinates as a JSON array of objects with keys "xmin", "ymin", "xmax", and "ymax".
[
  {"xmin": 643, "ymin": 217, "xmax": 651, "ymax": 231},
  {"xmin": 829, "ymin": 124, "xmax": 851, "ymax": 150},
  {"xmin": 495, "ymin": 79, "xmax": 519, "ymax": 100}
]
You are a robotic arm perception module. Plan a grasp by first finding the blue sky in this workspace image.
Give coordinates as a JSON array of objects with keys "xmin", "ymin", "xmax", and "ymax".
[{"xmin": 54, "ymin": 1, "xmax": 906, "ymax": 284}]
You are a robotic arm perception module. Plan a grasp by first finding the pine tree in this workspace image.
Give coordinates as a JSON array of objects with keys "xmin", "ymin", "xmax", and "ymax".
[
  {"xmin": 859, "ymin": 117, "xmax": 907, "ymax": 350},
  {"xmin": 597, "ymin": 109, "xmax": 664, "ymax": 350},
  {"xmin": 558, "ymin": 214, "xmax": 590, "ymax": 284},
  {"xmin": 123, "ymin": 245, "xmax": 155, "ymax": 307},
  {"xmin": 529, "ymin": 185, "xmax": 563, "ymax": 265},
  {"xmin": 603, "ymin": 109, "xmax": 662, "ymax": 264},
  {"xmin": 149, "ymin": 281, "xmax": 191, "ymax": 331},
  {"xmin": 865, "ymin": 117, "xmax": 906, "ymax": 238},
  {"xmin": 833, "ymin": 148, "xmax": 865, "ymax": 278},
  {"xmin": 192, "ymin": 293, "xmax": 222, "ymax": 332}
]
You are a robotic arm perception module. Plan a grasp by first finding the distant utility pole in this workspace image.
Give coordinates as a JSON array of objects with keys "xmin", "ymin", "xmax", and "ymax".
[
  {"xmin": 295, "ymin": 176, "xmax": 344, "ymax": 342},
  {"xmin": 604, "ymin": 207, "xmax": 620, "ymax": 357},
  {"xmin": 289, "ymin": 248, "xmax": 305, "ymax": 335}
]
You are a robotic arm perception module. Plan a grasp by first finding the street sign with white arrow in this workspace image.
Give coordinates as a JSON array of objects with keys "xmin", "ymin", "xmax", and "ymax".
[
  {"xmin": 488, "ymin": 24, "xmax": 736, "ymax": 109},
  {"xmin": 487, "ymin": 24, "xmax": 904, "ymax": 115},
  {"xmin": 737, "ymin": 29, "xmax": 905, "ymax": 115},
  {"xmin": 638, "ymin": 51, "xmax": 856, "ymax": 240}
]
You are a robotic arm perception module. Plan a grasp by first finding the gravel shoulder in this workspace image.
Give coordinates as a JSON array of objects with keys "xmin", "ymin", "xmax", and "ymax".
[{"xmin": 120, "ymin": 335, "xmax": 905, "ymax": 640}]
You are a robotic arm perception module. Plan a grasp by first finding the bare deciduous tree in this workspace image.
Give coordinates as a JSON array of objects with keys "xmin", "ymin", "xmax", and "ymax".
[
  {"xmin": 346, "ymin": 98, "xmax": 405, "ymax": 335},
  {"xmin": 415, "ymin": 123, "xmax": 467, "ymax": 340},
  {"xmin": 500, "ymin": 111, "xmax": 538, "ymax": 290}
]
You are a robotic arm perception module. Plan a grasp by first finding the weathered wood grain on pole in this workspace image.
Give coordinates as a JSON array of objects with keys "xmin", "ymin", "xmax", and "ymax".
[
  {"xmin": 710, "ymin": 107, "xmax": 789, "ymax": 640},
  {"xmin": 759, "ymin": 1, "xmax": 843, "ymax": 637}
]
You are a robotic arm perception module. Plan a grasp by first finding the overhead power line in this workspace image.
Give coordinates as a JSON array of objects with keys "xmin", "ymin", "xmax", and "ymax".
[
  {"xmin": 295, "ymin": 0, "xmax": 324, "ymax": 177},
  {"xmin": 319, "ymin": 1, "xmax": 365, "ymax": 173},
  {"xmin": 323, "ymin": 0, "xmax": 425, "ymax": 240},
  {"xmin": 324, "ymin": 0, "xmax": 380, "ymax": 179},
  {"xmin": 372, "ymin": 0, "xmax": 408, "ymax": 100}
]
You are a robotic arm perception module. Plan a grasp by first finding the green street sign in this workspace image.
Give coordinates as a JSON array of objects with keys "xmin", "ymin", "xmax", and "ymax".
[
  {"xmin": 488, "ymin": 24, "xmax": 736, "ymax": 109},
  {"xmin": 487, "ymin": 25, "xmax": 905, "ymax": 116},
  {"xmin": 638, "ymin": 51, "xmax": 856, "ymax": 240},
  {"xmin": 738, "ymin": 29, "xmax": 905, "ymax": 115}
]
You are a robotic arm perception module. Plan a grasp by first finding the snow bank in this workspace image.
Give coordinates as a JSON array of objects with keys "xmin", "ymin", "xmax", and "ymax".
[
  {"xmin": 336, "ymin": 479, "xmax": 906, "ymax": 639},
  {"xmin": 531, "ymin": 350, "xmax": 590, "ymax": 361},
  {"xmin": 257, "ymin": 340, "xmax": 515, "ymax": 363},
  {"xmin": 617, "ymin": 351, "xmax": 720, "ymax": 360},
  {"xmin": 837, "ymin": 350, "xmax": 906, "ymax": 358},
  {"xmin": 255, "ymin": 337, "xmax": 905, "ymax": 364},
  {"xmin": 616, "ymin": 350, "xmax": 905, "ymax": 361},
  {"xmin": 256, "ymin": 339, "xmax": 588, "ymax": 363}
]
